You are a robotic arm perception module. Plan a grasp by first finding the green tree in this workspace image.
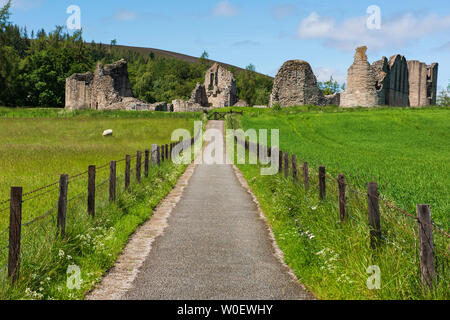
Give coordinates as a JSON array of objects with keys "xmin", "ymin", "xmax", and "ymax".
[
  {"xmin": 236, "ymin": 64, "xmax": 273, "ymax": 106},
  {"xmin": 437, "ymin": 80, "xmax": 450, "ymax": 106},
  {"xmin": 318, "ymin": 76, "xmax": 341, "ymax": 95}
]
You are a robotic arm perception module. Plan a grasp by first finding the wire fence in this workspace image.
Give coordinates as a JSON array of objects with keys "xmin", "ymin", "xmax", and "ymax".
[
  {"xmin": 0, "ymin": 128, "xmax": 202, "ymax": 289},
  {"xmin": 229, "ymin": 116, "xmax": 449, "ymax": 291}
]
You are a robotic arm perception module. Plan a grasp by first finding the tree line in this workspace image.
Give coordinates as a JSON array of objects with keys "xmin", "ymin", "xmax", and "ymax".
[{"xmin": 0, "ymin": 1, "xmax": 275, "ymax": 108}]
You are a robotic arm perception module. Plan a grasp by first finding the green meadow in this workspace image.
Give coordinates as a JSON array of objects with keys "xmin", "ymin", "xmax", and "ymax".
[
  {"xmin": 225, "ymin": 106, "xmax": 450, "ymax": 227},
  {"xmin": 225, "ymin": 106, "xmax": 449, "ymax": 300},
  {"xmin": 0, "ymin": 108, "xmax": 201, "ymax": 299}
]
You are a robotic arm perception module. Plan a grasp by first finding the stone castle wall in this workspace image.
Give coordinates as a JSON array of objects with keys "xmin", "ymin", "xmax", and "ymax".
[
  {"xmin": 65, "ymin": 59, "xmax": 149, "ymax": 111},
  {"xmin": 340, "ymin": 46, "xmax": 438, "ymax": 108},
  {"xmin": 269, "ymin": 60, "xmax": 329, "ymax": 107}
]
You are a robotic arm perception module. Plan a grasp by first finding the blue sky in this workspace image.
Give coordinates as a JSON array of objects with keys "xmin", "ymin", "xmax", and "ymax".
[{"xmin": 2, "ymin": 0, "xmax": 450, "ymax": 90}]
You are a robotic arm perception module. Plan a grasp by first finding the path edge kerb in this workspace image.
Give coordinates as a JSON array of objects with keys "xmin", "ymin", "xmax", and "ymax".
[
  {"xmin": 230, "ymin": 164, "xmax": 317, "ymax": 300},
  {"xmin": 85, "ymin": 161, "xmax": 198, "ymax": 300}
]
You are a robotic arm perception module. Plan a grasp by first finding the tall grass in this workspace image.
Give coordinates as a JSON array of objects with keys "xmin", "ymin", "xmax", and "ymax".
[
  {"xmin": 226, "ymin": 113, "xmax": 449, "ymax": 300},
  {"xmin": 225, "ymin": 106, "xmax": 450, "ymax": 226}
]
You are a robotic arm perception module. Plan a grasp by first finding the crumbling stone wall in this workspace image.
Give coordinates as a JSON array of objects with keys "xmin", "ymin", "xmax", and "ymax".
[
  {"xmin": 65, "ymin": 59, "xmax": 150, "ymax": 110},
  {"xmin": 65, "ymin": 72, "xmax": 94, "ymax": 110},
  {"xmin": 407, "ymin": 61, "xmax": 438, "ymax": 107},
  {"xmin": 341, "ymin": 46, "xmax": 438, "ymax": 108},
  {"xmin": 340, "ymin": 46, "xmax": 381, "ymax": 108},
  {"xmin": 269, "ymin": 60, "xmax": 328, "ymax": 107},
  {"xmin": 172, "ymin": 99, "xmax": 206, "ymax": 112},
  {"xmin": 204, "ymin": 63, "xmax": 237, "ymax": 108},
  {"xmin": 385, "ymin": 54, "xmax": 410, "ymax": 106},
  {"xmin": 189, "ymin": 83, "xmax": 209, "ymax": 107}
]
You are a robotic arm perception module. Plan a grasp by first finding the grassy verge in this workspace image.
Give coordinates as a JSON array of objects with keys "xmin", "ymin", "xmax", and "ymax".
[
  {"xmin": 226, "ymin": 115, "xmax": 449, "ymax": 300},
  {"xmin": 0, "ymin": 158, "xmax": 187, "ymax": 300},
  {"xmin": 220, "ymin": 106, "xmax": 450, "ymax": 227}
]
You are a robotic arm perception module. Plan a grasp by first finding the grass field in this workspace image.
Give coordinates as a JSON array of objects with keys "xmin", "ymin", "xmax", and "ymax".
[
  {"xmin": 224, "ymin": 106, "xmax": 449, "ymax": 300},
  {"xmin": 224, "ymin": 106, "xmax": 450, "ymax": 227},
  {"xmin": 0, "ymin": 108, "xmax": 201, "ymax": 228},
  {"xmin": 225, "ymin": 107, "xmax": 450, "ymax": 299},
  {"xmin": 0, "ymin": 108, "xmax": 202, "ymax": 299}
]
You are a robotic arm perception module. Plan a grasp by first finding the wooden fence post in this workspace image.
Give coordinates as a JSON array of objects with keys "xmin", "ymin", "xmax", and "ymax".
[
  {"xmin": 338, "ymin": 175, "xmax": 346, "ymax": 221},
  {"xmin": 88, "ymin": 165, "xmax": 96, "ymax": 217},
  {"xmin": 284, "ymin": 152, "xmax": 289, "ymax": 178},
  {"xmin": 319, "ymin": 166, "xmax": 326, "ymax": 200},
  {"xmin": 109, "ymin": 161, "xmax": 116, "ymax": 202},
  {"xmin": 257, "ymin": 143, "xmax": 260, "ymax": 163},
  {"xmin": 144, "ymin": 149, "xmax": 149, "ymax": 178},
  {"xmin": 57, "ymin": 174, "xmax": 68, "ymax": 237},
  {"xmin": 367, "ymin": 182, "xmax": 381, "ymax": 249},
  {"xmin": 303, "ymin": 162, "xmax": 309, "ymax": 192},
  {"xmin": 165, "ymin": 144, "xmax": 169, "ymax": 160},
  {"xmin": 136, "ymin": 151, "xmax": 142, "ymax": 183},
  {"xmin": 292, "ymin": 155, "xmax": 298, "ymax": 182},
  {"xmin": 125, "ymin": 155, "xmax": 131, "ymax": 192},
  {"xmin": 278, "ymin": 150, "xmax": 283, "ymax": 174},
  {"xmin": 417, "ymin": 204, "xmax": 436, "ymax": 290},
  {"xmin": 161, "ymin": 145, "xmax": 165, "ymax": 162},
  {"xmin": 8, "ymin": 187, "xmax": 22, "ymax": 284}
]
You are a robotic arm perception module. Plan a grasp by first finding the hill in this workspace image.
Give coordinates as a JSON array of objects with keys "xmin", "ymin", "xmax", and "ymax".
[{"xmin": 114, "ymin": 44, "xmax": 273, "ymax": 79}]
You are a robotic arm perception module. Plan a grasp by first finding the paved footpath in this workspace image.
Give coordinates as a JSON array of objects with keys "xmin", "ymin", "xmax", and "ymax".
[{"xmin": 101, "ymin": 120, "xmax": 311, "ymax": 300}]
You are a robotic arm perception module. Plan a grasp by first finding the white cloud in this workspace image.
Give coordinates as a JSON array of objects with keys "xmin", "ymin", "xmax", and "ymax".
[
  {"xmin": 297, "ymin": 11, "xmax": 450, "ymax": 52},
  {"xmin": 313, "ymin": 66, "xmax": 346, "ymax": 85},
  {"xmin": 112, "ymin": 9, "xmax": 137, "ymax": 21},
  {"xmin": 0, "ymin": 0, "xmax": 42, "ymax": 10},
  {"xmin": 212, "ymin": 1, "xmax": 238, "ymax": 17}
]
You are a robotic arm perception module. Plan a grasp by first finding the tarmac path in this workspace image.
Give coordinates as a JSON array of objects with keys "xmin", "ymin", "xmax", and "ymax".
[{"xmin": 88, "ymin": 120, "xmax": 312, "ymax": 300}]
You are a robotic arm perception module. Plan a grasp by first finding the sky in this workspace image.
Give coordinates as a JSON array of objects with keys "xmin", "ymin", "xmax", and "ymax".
[{"xmin": 2, "ymin": 0, "xmax": 450, "ymax": 90}]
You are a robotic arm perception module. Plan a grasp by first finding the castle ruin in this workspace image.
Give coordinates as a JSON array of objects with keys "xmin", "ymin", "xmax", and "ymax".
[
  {"xmin": 65, "ymin": 59, "xmax": 150, "ymax": 111},
  {"xmin": 269, "ymin": 60, "xmax": 339, "ymax": 107},
  {"xmin": 340, "ymin": 46, "xmax": 438, "ymax": 108}
]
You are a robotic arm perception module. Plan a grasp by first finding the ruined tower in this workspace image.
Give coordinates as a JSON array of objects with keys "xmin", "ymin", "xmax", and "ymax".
[
  {"xmin": 340, "ymin": 46, "xmax": 380, "ymax": 108},
  {"xmin": 340, "ymin": 46, "xmax": 438, "ymax": 108}
]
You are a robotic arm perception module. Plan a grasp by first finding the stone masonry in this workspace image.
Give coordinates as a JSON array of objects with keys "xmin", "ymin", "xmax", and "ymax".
[
  {"xmin": 341, "ymin": 46, "xmax": 438, "ymax": 108},
  {"xmin": 407, "ymin": 61, "xmax": 438, "ymax": 107},
  {"xmin": 340, "ymin": 46, "xmax": 380, "ymax": 108},
  {"xmin": 65, "ymin": 59, "xmax": 150, "ymax": 110},
  {"xmin": 204, "ymin": 63, "xmax": 238, "ymax": 108},
  {"xmin": 269, "ymin": 60, "xmax": 330, "ymax": 107}
]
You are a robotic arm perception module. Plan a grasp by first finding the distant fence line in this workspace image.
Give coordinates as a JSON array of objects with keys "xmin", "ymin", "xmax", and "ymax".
[
  {"xmin": 229, "ymin": 116, "xmax": 448, "ymax": 291},
  {"xmin": 1, "ymin": 127, "xmax": 201, "ymax": 285}
]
